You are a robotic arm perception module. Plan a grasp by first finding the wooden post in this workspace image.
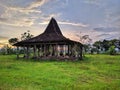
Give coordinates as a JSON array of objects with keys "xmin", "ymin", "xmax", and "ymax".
[
  {"xmin": 52, "ymin": 45, "xmax": 55, "ymax": 56},
  {"xmin": 46, "ymin": 45, "xmax": 49, "ymax": 56},
  {"xmin": 80, "ymin": 45, "xmax": 83, "ymax": 60},
  {"xmin": 40, "ymin": 44, "xmax": 42, "ymax": 57},
  {"xmin": 71, "ymin": 44, "xmax": 75, "ymax": 57},
  {"xmin": 55, "ymin": 44, "xmax": 57, "ymax": 56},
  {"xmin": 38, "ymin": 47, "xmax": 40, "ymax": 57},
  {"xmin": 57, "ymin": 45, "xmax": 60, "ymax": 56},
  {"xmin": 60, "ymin": 45, "xmax": 63, "ymax": 56},
  {"xmin": 63, "ymin": 45, "xmax": 66, "ymax": 57},
  {"xmin": 41, "ymin": 45, "xmax": 44, "ymax": 57},
  {"xmin": 68, "ymin": 44, "xmax": 70, "ymax": 56},
  {"xmin": 26, "ymin": 46, "xmax": 29, "ymax": 59},
  {"xmin": 33, "ymin": 45, "xmax": 37, "ymax": 58},
  {"xmin": 77, "ymin": 44, "xmax": 79, "ymax": 59},
  {"xmin": 17, "ymin": 46, "xmax": 19, "ymax": 59},
  {"xmin": 23, "ymin": 46, "xmax": 26, "ymax": 58},
  {"xmin": 44, "ymin": 44, "xmax": 46, "ymax": 56},
  {"xmin": 49, "ymin": 44, "xmax": 53, "ymax": 56}
]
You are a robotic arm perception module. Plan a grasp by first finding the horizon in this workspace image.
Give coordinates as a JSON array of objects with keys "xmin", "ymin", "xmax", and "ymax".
[{"xmin": 0, "ymin": 0, "xmax": 120, "ymax": 47}]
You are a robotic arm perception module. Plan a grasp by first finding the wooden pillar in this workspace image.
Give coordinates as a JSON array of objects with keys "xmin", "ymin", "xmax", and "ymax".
[
  {"xmin": 59, "ymin": 45, "xmax": 62, "ymax": 56},
  {"xmin": 48, "ymin": 44, "xmax": 50, "ymax": 56},
  {"xmin": 17, "ymin": 46, "xmax": 19, "ymax": 59},
  {"xmin": 57, "ymin": 45, "xmax": 60, "ymax": 56},
  {"xmin": 41, "ymin": 45, "xmax": 44, "ymax": 57},
  {"xmin": 46, "ymin": 45, "xmax": 50, "ymax": 56},
  {"xmin": 49, "ymin": 44, "xmax": 51, "ymax": 56},
  {"xmin": 40, "ymin": 44, "xmax": 42, "ymax": 57},
  {"xmin": 55, "ymin": 44, "xmax": 57, "ymax": 56},
  {"xmin": 71, "ymin": 45, "xmax": 73, "ymax": 56},
  {"xmin": 71, "ymin": 44, "xmax": 75, "ymax": 57},
  {"xmin": 44, "ymin": 44, "xmax": 46, "ymax": 56},
  {"xmin": 63, "ymin": 45, "xmax": 66, "ymax": 56},
  {"xmin": 38, "ymin": 47, "xmax": 40, "ymax": 57},
  {"xmin": 52, "ymin": 45, "xmax": 55, "ymax": 56},
  {"xmin": 23, "ymin": 46, "xmax": 26, "ymax": 58},
  {"xmin": 80, "ymin": 45, "xmax": 83, "ymax": 60},
  {"xmin": 68, "ymin": 44, "xmax": 70, "ymax": 56},
  {"xmin": 26, "ymin": 46, "xmax": 30, "ymax": 59},
  {"xmin": 50, "ymin": 44, "xmax": 53, "ymax": 56},
  {"xmin": 76, "ymin": 44, "xmax": 79, "ymax": 59},
  {"xmin": 74, "ymin": 44, "xmax": 77, "ymax": 58},
  {"xmin": 33, "ymin": 45, "xmax": 37, "ymax": 58}
]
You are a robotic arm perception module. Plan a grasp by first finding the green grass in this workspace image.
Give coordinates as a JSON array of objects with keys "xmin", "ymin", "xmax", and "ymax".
[{"xmin": 0, "ymin": 55, "xmax": 120, "ymax": 90}]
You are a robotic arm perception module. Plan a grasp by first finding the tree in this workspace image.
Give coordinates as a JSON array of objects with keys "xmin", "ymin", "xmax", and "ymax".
[
  {"xmin": 93, "ymin": 41, "xmax": 102, "ymax": 53},
  {"xmin": 102, "ymin": 40, "xmax": 110, "ymax": 51},
  {"xmin": 0, "ymin": 44, "xmax": 15, "ymax": 55},
  {"xmin": 108, "ymin": 45, "xmax": 116, "ymax": 55},
  {"xmin": 8, "ymin": 38, "xmax": 19, "ymax": 45},
  {"xmin": 21, "ymin": 30, "xmax": 33, "ymax": 40},
  {"xmin": 76, "ymin": 32, "xmax": 92, "ymax": 55}
]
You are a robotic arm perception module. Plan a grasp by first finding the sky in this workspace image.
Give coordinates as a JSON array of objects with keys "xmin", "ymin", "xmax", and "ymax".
[{"xmin": 0, "ymin": 0, "xmax": 120, "ymax": 47}]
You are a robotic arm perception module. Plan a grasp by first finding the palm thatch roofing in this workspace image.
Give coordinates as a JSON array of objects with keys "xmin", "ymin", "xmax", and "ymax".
[{"xmin": 14, "ymin": 18, "xmax": 82, "ymax": 46}]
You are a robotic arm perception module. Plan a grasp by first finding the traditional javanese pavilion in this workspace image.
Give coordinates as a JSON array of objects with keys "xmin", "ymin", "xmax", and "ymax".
[{"xmin": 14, "ymin": 18, "xmax": 83, "ymax": 60}]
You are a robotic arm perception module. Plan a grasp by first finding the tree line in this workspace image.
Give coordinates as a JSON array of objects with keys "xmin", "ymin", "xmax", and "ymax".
[
  {"xmin": 0, "ymin": 31, "xmax": 120, "ymax": 55},
  {"xmin": 0, "ymin": 30, "xmax": 33, "ymax": 55},
  {"xmin": 87, "ymin": 39, "xmax": 120, "ymax": 55}
]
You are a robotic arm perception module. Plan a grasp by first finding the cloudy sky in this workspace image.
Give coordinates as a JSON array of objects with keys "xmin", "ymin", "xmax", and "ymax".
[{"xmin": 0, "ymin": 0, "xmax": 120, "ymax": 46}]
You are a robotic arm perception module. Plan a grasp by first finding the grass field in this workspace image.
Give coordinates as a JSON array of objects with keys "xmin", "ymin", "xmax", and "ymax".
[{"xmin": 0, "ymin": 55, "xmax": 120, "ymax": 90}]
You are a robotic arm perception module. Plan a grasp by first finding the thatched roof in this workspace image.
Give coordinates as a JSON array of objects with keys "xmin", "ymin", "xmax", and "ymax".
[{"xmin": 14, "ymin": 18, "xmax": 82, "ymax": 46}]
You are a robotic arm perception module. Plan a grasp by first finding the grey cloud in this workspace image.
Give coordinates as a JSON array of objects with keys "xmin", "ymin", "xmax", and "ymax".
[
  {"xmin": 96, "ymin": 34, "xmax": 110, "ymax": 37},
  {"xmin": 94, "ymin": 27, "xmax": 120, "ymax": 32}
]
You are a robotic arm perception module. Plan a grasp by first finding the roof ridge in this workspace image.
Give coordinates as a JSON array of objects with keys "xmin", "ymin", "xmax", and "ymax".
[
  {"xmin": 52, "ymin": 18, "xmax": 60, "ymax": 36},
  {"xmin": 43, "ymin": 18, "xmax": 63, "ymax": 35}
]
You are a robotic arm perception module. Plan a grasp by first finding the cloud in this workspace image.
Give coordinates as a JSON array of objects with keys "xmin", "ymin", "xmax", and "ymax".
[
  {"xmin": 39, "ymin": 20, "xmax": 88, "ymax": 27},
  {"xmin": 0, "ymin": 17, "xmax": 35, "ymax": 27},
  {"xmin": 7, "ymin": 7, "xmax": 42, "ymax": 14},
  {"xmin": 105, "ymin": 8, "xmax": 120, "ymax": 28},
  {"xmin": 60, "ymin": 0, "xmax": 69, "ymax": 7},
  {"xmin": 94, "ymin": 27, "xmax": 120, "ymax": 32},
  {"xmin": 58, "ymin": 21, "xmax": 88, "ymax": 27},
  {"xmin": 96, "ymin": 34, "xmax": 110, "ymax": 37},
  {"xmin": 40, "ymin": 13, "xmax": 62, "ymax": 21},
  {"xmin": 84, "ymin": 0, "xmax": 102, "ymax": 6},
  {"xmin": 0, "ymin": 0, "xmax": 47, "ymax": 14},
  {"xmin": 27, "ymin": 0, "xmax": 48, "ymax": 9},
  {"xmin": 0, "ymin": 0, "xmax": 49, "ymax": 27},
  {"xmin": 6, "ymin": 0, "xmax": 48, "ymax": 14}
]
